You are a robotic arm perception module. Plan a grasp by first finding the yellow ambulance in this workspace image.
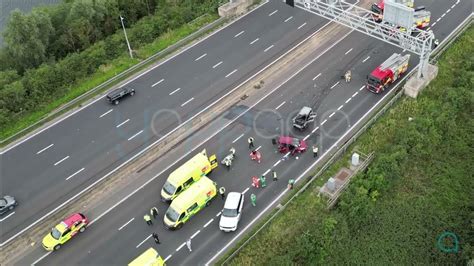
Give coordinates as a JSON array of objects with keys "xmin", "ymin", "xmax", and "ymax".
[
  {"xmin": 164, "ymin": 176, "xmax": 217, "ymax": 229},
  {"xmin": 161, "ymin": 149, "xmax": 217, "ymax": 202},
  {"xmin": 128, "ymin": 248, "xmax": 165, "ymax": 266}
]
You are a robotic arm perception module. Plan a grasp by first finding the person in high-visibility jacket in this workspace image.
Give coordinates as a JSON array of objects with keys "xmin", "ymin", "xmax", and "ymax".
[{"xmin": 345, "ymin": 70, "xmax": 352, "ymax": 83}]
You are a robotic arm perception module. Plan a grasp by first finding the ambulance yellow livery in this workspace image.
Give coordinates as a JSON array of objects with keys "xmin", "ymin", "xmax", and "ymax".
[{"xmin": 128, "ymin": 248, "xmax": 165, "ymax": 266}]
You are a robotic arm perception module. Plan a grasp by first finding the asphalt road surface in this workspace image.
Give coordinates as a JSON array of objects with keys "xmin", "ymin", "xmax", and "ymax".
[
  {"xmin": 0, "ymin": 0, "xmax": 347, "ymax": 245},
  {"xmin": 12, "ymin": 0, "xmax": 471, "ymax": 264}
]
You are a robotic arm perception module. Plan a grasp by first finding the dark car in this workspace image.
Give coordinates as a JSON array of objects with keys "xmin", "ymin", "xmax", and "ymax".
[
  {"xmin": 106, "ymin": 86, "xmax": 135, "ymax": 105},
  {"xmin": 0, "ymin": 195, "xmax": 18, "ymax": 215}
]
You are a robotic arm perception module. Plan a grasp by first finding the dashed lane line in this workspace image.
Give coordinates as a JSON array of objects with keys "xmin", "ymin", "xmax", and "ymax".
[
  {"xmin": 37, "ymin": 144, "xmax": 54, "ymax": 154},
  {"xmin": 312, "ymin": 126, "xmax": 319, "ymax": 133},
  {"xmin": 275, "ymin": 101, "xmax": 286, "ymax": 110},
  {"xmin": 191, "ymin": 230, "xmax": 201, "ymax": 239},
  {"xmin": 136, "ymin": 234, "xmax": 152, "ymax": 248},
  {"xmin": 328, "ymin": 112, "xmax": 335, "ymax": 118},
  {"xmin": 269, "ymin": 9, "xmax": 278, "ymax": 16},
  {"xmin": 242, "ymin": 187, "xmax": 250, "ymax": 195},
  {"xmin": 203, "ymin": 219, "xmax": 214, "ymax": 228},
  {"xmin": 118, "ymin": 218, "xmax": 134, "ymax": 231},
  {"xmin": 284, "ymin": 16, "xmax": 293, "ymax": 22},
  {"xmin": 99, "ymin": 109, "xmax": 113, "ymax": 118},
  {"xmin": 313, "ymin": 73, "xmax": 321, "ymax": 80},
  {"xmin": 176, "ymin": 242, "xmax": 186, "ymax": 252},
  {"xmin": 232, "ymin": 133, "xmax": 244, "ymax": 143},
  {"xmin": 181, "ymin": 97, "xmax": 194, "ymax": 107},
  {"xmin": 263, "ymin": 169, "xmax": 271, "ymax": 176},
  {"xmin": 164, "ymin": 255, "xmax": 172, "ymax": 262},
  {"xmin": 330, "ymin": 81, "xmax": 340, "ymax": 89},
  {"xmin": 255, "ymin": 145, "xmax": 262, "ymax": 151},
  {"xmin": 169, "ymin": 88, "xmax": 181, "ymax": 95},
  {"xmin": 65, "ymin": 168, "xmax": 85, "ymax": 181},
  {"xmin": 359, "ymin": 86, "xmax": 365, "ymax": 91},
  {"xmin": 264, "ymin": 44, "xmax": 274, "ymax": 52},
  {"xmin": 298, "ymin": 22, "xmax": 307, "ymax": 29},
  {"xmin": 225, "ymin": 69, "xmax": 238, "ymax": 78},
  {"xmin": 128, "ymin": 130, "xmax": 144, "ymax": 141},
  {"xmin": 212, "ymin": 61, "xmax": 223, "ymax": 68},
  {"xmin": 0, "ymin": 212, "xmax": 15, "ymax": 222},
  {"xmin": 116, "ymin": 119, "xmax": 130, "ymax": 128},
  {"xmin": 337, "ymin": 105, "xmax": 343, "ymax": 111},
  {"xmin": 250, "ymin": 38, "xmax": 259, "ymax": 45},
  {"xmin": 234, "ymin": 30, "xmax": 244, "ymax": 38},
  {"xmin": 216, "ymin": 211, "xmax": 222, "ymax": 217},
  {"xmin": 195, "ymin": 53, "xmax": 207, "ymax": 61},
  {"xmin": 362, "ymin": 56, "xmax": 370, "ymax": 63},
  {"xmin": 273, "ymin": 160, "xmax": 281, "ymax": 167},
  {"xmin": 345, "ymin": 48, "xmax": 353, "ymax": 55},
  {"xmin": 151, "ymin": 79, "xmax": 164, "ymax": 87},
  {"xmin": 321, "ymin": 119, "xmax": 327, "ymax": 125},
  {"xmin": 352, "ymin": 91, "xmax": 358, "ymax": 98},
  {"xmin": 345, "ymin": 98, "xmax": 352, "ymax": 104},
  {"xmin": 54, "ymin": 156, "xmax": 70, "ymax": 166}
]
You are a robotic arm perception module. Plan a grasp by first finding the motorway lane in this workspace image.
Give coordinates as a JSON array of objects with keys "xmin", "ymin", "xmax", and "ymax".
[
  {"xmin": 0, "ymin": 0, "xmax": 340, "ymax": 243},
  {"xmin": 15, "ymin": 0, "xmax": 472, "ymax": 264}
]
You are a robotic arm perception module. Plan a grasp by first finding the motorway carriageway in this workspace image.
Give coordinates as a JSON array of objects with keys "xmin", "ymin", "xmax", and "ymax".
[{"xmin": 20, "ymin": 0, "xmax": 472, "ymax": 264}]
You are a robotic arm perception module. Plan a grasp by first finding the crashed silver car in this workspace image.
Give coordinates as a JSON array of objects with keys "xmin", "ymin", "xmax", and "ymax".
[{"xmin": 0, "ymin": 195, "xmax": 18, "ymax": 215}]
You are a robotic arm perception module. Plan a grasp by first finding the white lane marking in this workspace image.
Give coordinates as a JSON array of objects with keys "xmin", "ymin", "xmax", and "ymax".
[
  {"xmin": 128, "ymin": 130, "xmax": 144, "ymax": 141},
  {"xmin": 176, "ymin": 242, "xmax": 186, "ymax": 252},
  {"xmin": 269, "ymin": 9, "xmax": 278, "ymax": 16},
  {"xmin": 263, "ymin": 169, "xmax": 271, "ymax": 176},
  {"xmin": 451, "ymin": 4, "xmax": 456, "ymax": 8},
  {"xmin": 6, "ymin": 2, "xmax": 281, "ymax": 252},
  {"xmin": 164, "ymin": 255, "xmax": 172, "ymax": 262},
  {"xmin": 345, "ymin": 98, "xmax": 352, "ymax": 104},
  {"xmin": 312, "ymin": 73, "xmax": 321, "ymax": 80},
  {"xmin": 203, "ymin": 218, "xmax": 214, "ymax": 228},
  {"xmin": 431, "ymin": 22, "xmax": 437, "ymax": 27},
  {"xmin": 191, "ymin": 230, "xmax": 201, "ymax": 239},
  {"xmin": 118, "ymin": 217, "xmax": 135, "ymax": 231},
  {"xmin": 169, "ymin": 88, "xmax": 181, "ymax": 95},
  {"xmin": 284, "ymin": 16, "xmax": 293, "ymax": 22},
  {"xmin": 345, "ymin": 48, "xmax": 353, "ymax": 55},
  {"xmin": 275, "ymin": 101, "xmax": 286, "ymax": 110},
  {"xmin": 216, "ymin": 211, "xmax": 222, "ymax": 217},
  {"xmin": 273, "ymin": 160, "xmax": 281, "ymax": 168},
  {"xmin": 303, "ymin": 134, "xmax": 310, "ymax": 141},
  {"xmin": 328, "ymin": 112, "xmax": 335, "ymax": 118},
  {"xmin": 264, "ymin": 44, "xmax": 274, "ymax": 52},
  {"xmin": 212, "ymin": 61, "xmax": 223, "ymax": 69},
  {"xmin": 360, "ymin": 86, "xmax": 365, "ymax": 91},
  {"xmin": 151, "ymin": 78, "xmax": 164, "ymax": 87},
  {"xmin": 234, "ymin": 30, "xmax": 245, "ymax": 38},
  {"xmin": 232, "ymin": 133, "xmax": 244, "ymax": 143},
  {"xmin": 456, "ymin": 0, "xmax": 459, "ymax": 4},
  {"xmin": 446, "ymin": 8, "xmax": 451, "ymax": 13},
  {"xmin": 321, "ymin": 119, "xmax": 327, "ymax": 125},
  {"xmin": 441, "ymin": 13, "xmax": 446, "ymax": 18},
  {"xmin": 337, "ymin": 105, "xmax": 343, "ymax": 111},
  {"xmin": 362, "ymin": 56, "xmax": 370, "ymax": 63},
  {"xmin": 352, "ymin": 92, "xmax": 358, "ymax": 98},
  {"xmin": 0, "ymin": 212, "xmax": 15, "ymax": 222},
  {"xmin": 298, "ymin": 22, "xmax": 307, "ymax": 29},
  {"xmin": 225, "ymin": 69, "xmax": 238, "ymax": 78},
  {"xmin": 0, "ymin": 0, "xmax": 272, "ymax": 155},
  {"xmin": 242, "ymin": 187, "xmax": 250, "ymax": 195},
  {"xmin": 436, "ymin": 17, "xmax": 441, "ymax": 22},
  {"xmin": 65, "ymin": 168, "xmax": 85, "ymax": 181},
  {"xmin": 330, "ymin": 81, "xmax": 340, "ymax": 89},
  {"xmin": 136, "ymin": 234, "xmax": 152, "ymax": 248},
  {"xmin": 54, "ymin": 156, "xmax": 70, "ymax": 166},
  {"xmin": 36, "ymin": 144, "xmax": 54, "ymax": 154},
  {"xmin": 312, "ymin": 126, "xmax": 319, "ymax": 133},
  {"xmin": 181, "ymin": 97, "xmax": 194, "ymax": 107},
  {"xmin": 116, "ymin": 119, "xmax": 130, "ymax": 128},
  {"xmin": 99, "ymin": 109, "xmax": 113, "ymax": 118},
  {"xmin": 32, "ymin": 252, "xmax": 52, "ymax": 265},
  {"xmin": 250, "ymin": 38, "xmax": 259, "ymax": 45},
  {"xmin": 195, "ymin": 53, "xmax": 207, "ymax": 61},
  {"xmin": 255, "ymin": 145, "xmax": 262, "ymax": 151}
]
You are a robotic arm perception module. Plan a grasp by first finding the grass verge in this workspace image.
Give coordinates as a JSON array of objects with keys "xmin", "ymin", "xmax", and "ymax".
[{"xmin": 224, "ymin": 25, "xmax": 474, "ymax": 265}]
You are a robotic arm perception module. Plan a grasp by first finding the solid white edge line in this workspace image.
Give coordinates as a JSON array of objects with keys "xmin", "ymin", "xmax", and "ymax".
[
  {"xmin": 191, "ymin": 230, "xmax": 201, "ymax": 239},
  {"xmin": 36, "ymin": 144, "xmax": 54, "ymax": 154},
  {"xmin": 275, "ymin": 101, "xmax": 286, "ymax": 110},
  {"xmin": 116, "ymin": 119, "xmax": 130, "ymax": 128},
  {"xmin": 99, "ymin": 109, "xmax": 113, "ymax": 118},
  {"xmin": 212, "ymin": 61, "xmax": 223, "ymax": 68},
  {"xmin": 176, "ymin": 242, "xmax": 186, "ymax": 252},
  {"xmin": 14, "ymin": 22, "xmax": 348, "ymax": 253},
  {"xmin": 118, "ymin": 217, "xmax": 135, "ymax": 231},
  {"xmin": 151, "ymin": 78, "xmax": 164, "ymax": 87},
  {"xmin": 264, "ymin": 45, "xmax": 274, "ymax": 52},
  {"xmin": 232, "ymin": 133, "xmax": 245, "ymax": 143},
  {"xmin": 203, "ymin": 218, "xmax": 214, "ymax": 228},
  {"xmin": 206, "ymin": 51, "xmax": 420, "ymax": 266},
  {"xmin": 181, "ymin": 97, "xmax": 195, "ymax": 107},
  {"xmin": 65, "ymin": 168, "xmax": 85, "ymax": 181},
  {"xmin": 298, "ymin": 22, "xmax": 307, "ymax": 29},
  {"xmin": 128, "ymin": 130, "xmax": 144, "ymax": 141},
  {"xmin": 234, "ymin": 30, "xmax": 245, "ymax": 38},
  {"xmin": 136, "ymin": 234, "xmax": 152, "ymax": 248},
  {"xmin": 54, "ymin": 155, "xmax": 70, "ymax": 166},
  {"xmin": 225, "ymin": 69, "xmax": 238, "ymax": 78},
  {"xmin": 242, "ymin": 187, "xmax": 250, "ymax": 194},
  {"xmin": 195, "ymin": 53, "xmax": 207, "ymax": 61},
  {"xmin": 1, "ymin": 0, "xmax": 271, "ymax": 155},
  {"xmin": 0, "ymin": 212, "xmax": 15, "ymax": 222},
  {"xmin": 169, "ymin": 88, "xmax": 181, "ymax": 95}
]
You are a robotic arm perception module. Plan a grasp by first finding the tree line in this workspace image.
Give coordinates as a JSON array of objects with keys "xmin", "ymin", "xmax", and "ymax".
[{"xmin": 0, "ymin": 0, "xmax": 221, "ymax": 135}]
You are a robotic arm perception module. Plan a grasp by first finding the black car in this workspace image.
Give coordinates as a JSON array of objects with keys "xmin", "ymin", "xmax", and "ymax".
[
  {"xmin": 106, "ymin": 86, "xmax": 135, "ymax": 105},
  {"xmin": 0, "ymin": 195, "xmax": 18, "ymax": 215}
]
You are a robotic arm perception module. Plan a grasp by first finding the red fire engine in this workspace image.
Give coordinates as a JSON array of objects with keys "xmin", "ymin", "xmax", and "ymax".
[{"xmin": 366, "ymin": 53, "xmax": 410, "ymax": 94}]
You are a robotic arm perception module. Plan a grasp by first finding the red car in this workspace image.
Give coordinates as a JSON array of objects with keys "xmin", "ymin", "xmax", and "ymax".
[{"xmin": 277, "ymin": 136, "xmax": 307, "ymax": 155}]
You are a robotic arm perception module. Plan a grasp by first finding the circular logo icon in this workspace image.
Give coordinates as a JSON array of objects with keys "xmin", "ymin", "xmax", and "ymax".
[{"xmin": 436, "ymin": 231, "xmax": 459, "ymax": 253}]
